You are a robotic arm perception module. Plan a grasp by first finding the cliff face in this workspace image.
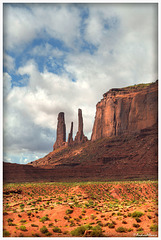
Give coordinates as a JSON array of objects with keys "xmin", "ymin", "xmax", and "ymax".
[{"xmin": 91, "ymin": 81, "xmax": 158, "ymax": 141}]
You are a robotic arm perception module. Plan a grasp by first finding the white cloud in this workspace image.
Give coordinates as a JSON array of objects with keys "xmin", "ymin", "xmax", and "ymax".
[
  {"xmin": 3, "ymin": 3, "xmax": 81, "ymax": 51},
  {"xmin": 3, "ymin": 5, "xmax": 37, "ymax": 51},
  {"xmin": 31, "ymin": 43, "xmax": 64, "ymax": 58},
  {"xmin": 65, "ymin": 4, "xmax": 158, "ymax": 90},
  {"xmin": 3, "ymin": 54, "xmax": 15, "ymax": 72},
  {"xmin": 3, "ymin": 72, "xmax": 12, "ymax": 97}
]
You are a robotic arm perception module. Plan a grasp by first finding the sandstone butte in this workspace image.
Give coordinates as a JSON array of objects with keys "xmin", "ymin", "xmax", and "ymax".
[
  {"xmin": 54, "ymin": 80, "xmax": 158, "ymax": 149},
  {"xmin": 3, "ymin": 80, "xmax": 158, "ymax": 182},
  {"xmin": 91, "ymin": 80, "xmax": 158, "ymax": 140}
]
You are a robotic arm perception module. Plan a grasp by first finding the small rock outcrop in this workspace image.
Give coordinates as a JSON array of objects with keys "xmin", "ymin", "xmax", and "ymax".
[
  {"xmin": 91, "ymin": 81, "xmax": 158, "ymax": 141},
  {"xmin": 53, "ymin": 112, "xmax": 66, "ymax": 150},
  {"xmin": 67, "ymin": 122, "xmax": 73, "ymax": 146},
  {"xmin": 74, "ymin": 109, "xmax": 88, "ymax": 144}
]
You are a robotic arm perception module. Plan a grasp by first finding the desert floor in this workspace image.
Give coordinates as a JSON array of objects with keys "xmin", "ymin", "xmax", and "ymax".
[{"xmin": 3, "ymin": 181, "xmax": 158, "ymax": 237}]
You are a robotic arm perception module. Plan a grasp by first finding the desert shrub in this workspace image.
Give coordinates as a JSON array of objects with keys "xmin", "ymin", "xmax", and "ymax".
[
  {"xmin": 147, "ymin": 215, "xmax": 152, "ymax": 219},
  {"xmin": 116, "ymin": 227, "xmax": 127, "ymax": 233},
  {"xmin": 53, "ymin": 226, "xmax": 62, "ymax": 233},
  {"xmin": 128, "ymin": 228, "xmax": 133, "ymax": 232},
  {"xmin": 58, "ymin": 196, "xmax": 62, "ymax": 201},
  {"xmin": 3, "ymin": 211, "xmax": 8, "ymax": 216},
  {"xmin": 131, "ymin": 211, "xmax": 143, "ymax": 218},
  {"xmin": 122, "ymin": 220, "xmax": 127, "ymax": 224},
  {"xmin": 133, "ymin": 223, "xmax": 140, "ymax": 228},
  {"xmin": 90, "ymin": 225, "xmax": 103, "ymax": 237},
  {"xmin": 20, "ymin": 225, "xmax": 27, "ymax": 231},
  {"xmin": 3, "ymin": 230, "xmax": 10, "ymax": 237},
  {"xmin": 32, "ymin": 233, "xmax": 40, "ymax": 237},
  {"xmin": 150, "ymin": 224, "xmax": 158, "ymax": 232},
  {"xmin": 117, "ymin": 212, "xmax": 122, "ymax": 216},
  {"xmin": 128, "ymin": 213, "xmax": 132, "ymax": 217},
  {"xmin": 40, "ymin": 225, "xmax": 48, "ymax": 234},
  {"xmin": 27, "ymin": 211, "xmax": 32, "ymax": 216},
  {"xmin": 71, "ymin": 224, "xmax": 102, "ymax": 237},
  {"xmin": 20, "ymin": 219, "xmax": 26, "ymax": 223},
  {"xmin": 40, "ymin": 216, "xmax": 50, "ymax": 223},
  {"xmin": 70, "ymin": 222, "xmax": 76, "ymax": 227},
  {"xmin": 18, "ymin": 214, "xmax": 22, "ymax": 218},
  {"xmin": 64, "ymin": 216, "xmax": 68, "ymax": 220},
  {"xmin": 7, "ymin": 218, "xmax": 13, "ymax": 222},
  {"xmin": 112, "ymin": 220, "xmax": 117, "ymax": 225},
  {"xmin": 75, "ymin": 217, "xmax": 80, "ymax": 222},
  {"xmin": 8, "ymin": 222, "xmax": 16, "ymax": 226},
  {"xmin": 48, "ymin": 223, "xmax": 54, "ymax": 227},
  {"xmin": 97, "ymin": 220, "xmax": 103, "ymax": 227},
  {"xmin": 107, "ymin": 223, "xmax": 115, "ymax": 229},
  {"xmin": 137, "ymin": 227, "xmax": 144, "ymax": 232},
  {"xmin": 71, "ymin": 225, "xmax": 91, "ymax": 236},
  {"xmin": 20, "ymin": 204, "xmax": 24, "ymax": 208},
  {"xmin": 45, "ymin": 232, "xmax": 52, "ymax": 236},
  {"xmin": 135, "ymin": 217, "xmax": 141, "ymax": 223},
  {"xmin": 66, "ymin": 209, "xmax": 73, "ymax": 215},
  {"xmin": 31, "ymin": 224, "xmax": 38, "ymax": 227},
  {"xmin": 91, "ymin": 214, "xmax": 96, "ymax": 220}
]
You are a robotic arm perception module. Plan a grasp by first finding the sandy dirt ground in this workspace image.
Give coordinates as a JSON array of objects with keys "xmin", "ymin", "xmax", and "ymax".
[{"xmin": 3, "ymin": 181, "xmax": 158, "ymax": 237}]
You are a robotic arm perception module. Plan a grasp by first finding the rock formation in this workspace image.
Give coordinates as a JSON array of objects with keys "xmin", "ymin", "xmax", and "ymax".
[
  {"xmin": 54, "ymin": 109, "xmax": 88, "ymax": 150},
  {"xmin": 67, "ymin": 122, "xmax": 73, "ymax": 146},
  {"xmin": 6, "ymin": 81, "xmax": 157, "ymax": 183},
  {"xmin": 91, "ymin": 81, "xmax": 158, "ymax": 141},
  {"xmin": 53, "ymin": 112, "xmax": 66, "ymax": 150},
  {"xmin": 74, "ymin": 109, "xmax": 88, "ymax": 144}
]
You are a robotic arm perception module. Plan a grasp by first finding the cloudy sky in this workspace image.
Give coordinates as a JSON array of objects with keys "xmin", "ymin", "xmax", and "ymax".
[{"xmin": 3, "ymin": 3, "xmax": 158, "ymax": 164}]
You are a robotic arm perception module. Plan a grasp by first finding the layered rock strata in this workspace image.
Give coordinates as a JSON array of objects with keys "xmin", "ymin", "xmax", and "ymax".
[
  {"xmin": 53, "ymin": 112, "xmax": 66, "ymax": 150},
  {"xmin": 74, "ymin": 109, "xmax": 88, "ymax": 144},
  {"xmin": 91, "ymin": 81, "xmax": 158, "ymax": 141}
]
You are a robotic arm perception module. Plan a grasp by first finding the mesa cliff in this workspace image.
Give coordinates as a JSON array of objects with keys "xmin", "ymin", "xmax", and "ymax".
[{"xmin": 91, "ymin": 81, "xmax": 158, "ymax": 141}]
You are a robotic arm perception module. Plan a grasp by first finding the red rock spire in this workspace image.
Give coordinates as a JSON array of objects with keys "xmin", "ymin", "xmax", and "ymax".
[
  {"xmin": 74, "ymin": 109, "xmax": 88, "ymax": 144},
  {"xmin": 53, "ymin": 112, "xmax": 66, "ymax": 150}
]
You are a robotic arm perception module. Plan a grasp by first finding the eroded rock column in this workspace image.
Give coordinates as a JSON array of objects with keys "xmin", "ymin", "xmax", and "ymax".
[
  {"xmin": 67, "ymin": 122, "xmax": 73, "ymax": 146},
  {"xmin": 74, "ymin": 109, "xmax": 88, "ymax": 144},
  {"xmin": 53, "ymin": 112, "xmax": 66, "ymax": 150}
]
